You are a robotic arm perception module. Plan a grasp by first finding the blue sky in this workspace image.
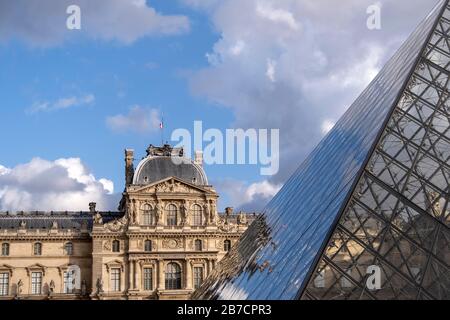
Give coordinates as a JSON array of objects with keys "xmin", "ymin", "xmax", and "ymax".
[{"xmin": 0, "ymin": 0, "xmax": 440, "ymax": 212}]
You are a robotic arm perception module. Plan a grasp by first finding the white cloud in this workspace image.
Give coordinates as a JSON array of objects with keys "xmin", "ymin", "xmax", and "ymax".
[
  {"xmin": 266, "ymin": 58, "xmax": 277, "ymax": 82},
  {"xmin": 215, "ymin": 178, "xmax": 281, "ymax": 211},
  {"xmin": 230, "ymin": 40, "xmax": 246, "ymax": 56},
  {"xmin": 0, "ymin": 0, "xmax": 190, "ymax": 46},
  {"xmin": 0, "ymin": 158, "xmax": 117, "ymax": 211},
  {"xmin": 0, "ymin": 165, "xmax": 10, "ymax": 176},
  {"xmin": 106, "ymin": 106, "xmax": 161, "ymax": 134},
  {"xmin": 256, "ymin": 2, "xmax": 300, "ymax": 31},
  {"xmin": 186, "ymin": 0, "xmax": 436, "ymax": 186},
  {"xmin": 26, "ymin": 94, "xmax": 95, "ymax": 114}
]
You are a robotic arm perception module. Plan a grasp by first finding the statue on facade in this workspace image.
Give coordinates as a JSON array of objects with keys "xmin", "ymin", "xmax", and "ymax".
[
  {"xmin": 210, "ymin": 200, "xmax": 217, "ymax": 224},
  {"xmin": 81, "ymin": 280, "xmax": 87, "ymax": 296},
  {"xmin": 128, "ymin": 199, "xmax": 138, "ymax": 225},
  {"xmin": 17, "ymin": 279, "xmax": 23, "ymax": 296},
  {"xmin": 96, "ymin": 278, "xmax": 104, "ymax": 294},
  {"xmin": 19, "ymin": 220, "xmax": 26, "ymax": 228},
  {"xmin": 181, "ymin": 201, "xmax": 189, "ymax": 225},
  {"xmin": 155, "ymin": 201, "xmax": 163, "ymax": 225},
  {"xmin": 93, "ymin": 212, "xmax": 103, "ymax": 224},
  {"xmin": 203, "ymin": 202, "xmax": 211, "ymax": 224},
  {"xmin": 51, "ymin": 220, "xmax": 58, "ymax": 229},
  {"xmin": 48, "ymin": 280, "xmax": 55, "ymax": 296},
  {"xmin": 238, "ymin": 211, "xmax": 247, "ymax": 225}
]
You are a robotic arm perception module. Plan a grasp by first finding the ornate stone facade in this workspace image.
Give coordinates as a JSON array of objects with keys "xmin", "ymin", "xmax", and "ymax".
[{"xmin": 0, "ymin": 145, "xmax": 255, "ymax": 300}]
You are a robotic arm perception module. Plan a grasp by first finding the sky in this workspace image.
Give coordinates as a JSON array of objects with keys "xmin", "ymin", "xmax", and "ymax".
[{"xmin": 0, "ymin": 0, "xmax": 442, "ymax": 212}]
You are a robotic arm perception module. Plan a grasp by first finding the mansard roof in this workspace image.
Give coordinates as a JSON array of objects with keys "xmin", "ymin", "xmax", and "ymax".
[
  {"xmin": 0, "ymin": 211, "xmax": 123, "ymax": 230},
  {"xmin": 133, "ymin": 145, "xmax": 208, "ymax": 186}
]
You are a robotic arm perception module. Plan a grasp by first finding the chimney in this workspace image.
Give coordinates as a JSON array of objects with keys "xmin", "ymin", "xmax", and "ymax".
[
  {"xmin": 125, "ymin": 149, "xmax": 134, "ymax": 186},
  {"xmin": 194, "ymin": 150, "xmax": 203, "ymax": 167},
  {"xmin": 89, "ymin": 202, "xmax": 97, "ymax": 213}
]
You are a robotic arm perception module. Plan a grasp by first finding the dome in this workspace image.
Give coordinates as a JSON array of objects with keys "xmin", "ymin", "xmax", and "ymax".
[{"xmin": 133, "ymin": 156, "xmax": 208, "ymax": 186}]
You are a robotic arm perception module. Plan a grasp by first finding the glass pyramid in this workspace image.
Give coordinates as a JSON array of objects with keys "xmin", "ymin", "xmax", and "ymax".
[{"xmin": 193, "ymin": 0, "xmax": 450, "ymax": 300}]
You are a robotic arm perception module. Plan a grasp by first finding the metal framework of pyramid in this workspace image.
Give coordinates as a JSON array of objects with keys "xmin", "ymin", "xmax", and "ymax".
[{"xmin": 193, "ymin": 0, "xmax": 450, "ymax": 300}]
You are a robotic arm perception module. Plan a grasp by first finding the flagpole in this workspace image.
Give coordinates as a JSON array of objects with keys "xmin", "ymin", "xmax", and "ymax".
[{"xmin": 160, "ymin": 113, "xmax": 164, "ymax": 146}]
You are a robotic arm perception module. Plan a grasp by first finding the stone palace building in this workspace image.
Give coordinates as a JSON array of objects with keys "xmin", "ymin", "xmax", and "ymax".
[{"xmin": 0, "ymin": 144, "xmax": 255, "ymax": 300}]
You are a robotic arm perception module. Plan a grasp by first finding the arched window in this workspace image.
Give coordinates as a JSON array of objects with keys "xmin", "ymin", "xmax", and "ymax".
[
  {"xmin": 64, "ymin": 242, "xmax": 73, "ymax": 255},
  {"xmin": 224, "ymin": 240, "xmax": 231, "ymax": 252},
  {"xmin": 144, "ymin": 240, "xmax": 152, "ymax": 252},
  {"xmin": 34, "ymin": 242, "xmax": 42, "ymax": 256},
  {"xmin": 112, "ymin": 240, "xmax": 120, "ymax": 253},
  {"xmin": 192, "ymin": 204, "xmax": 203, "ymax": 226},
  {"xmin": 167, "ymin": 204, "xmax": 177, "ymax": 226},
  {"xmin": 142, "ymin": 204, "xmax": 155, "ymax": 225},
  {"xmin": 165, "ymin": 263, "xmax": 182, "ymax": 290},
  {"xmin": 1, "ymin": 243, "xmax": 9, "ymax": 256},
  {"xmin": 194, "ymin": 239, "xmax": 202, "ymax": 251}
]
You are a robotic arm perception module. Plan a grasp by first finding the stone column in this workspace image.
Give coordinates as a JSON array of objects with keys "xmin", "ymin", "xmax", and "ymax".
[
  {"xmin": 128, "ymin": 260, "xmax": 134, "ymax": 290},
  {"xmin": 157, "ymin": 260, "xmax": 164, "ymax": 290},
  {"xmin": 135, "ymin": 261, "xmax": 141, "ymax": 291},
  {"xmin": 185, "ymin": 259, "xmax": 192, "ymax": 290}
]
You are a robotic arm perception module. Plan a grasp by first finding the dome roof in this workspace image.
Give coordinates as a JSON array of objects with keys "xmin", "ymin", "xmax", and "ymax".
[{"xmin": 133, "ymin": 156, "xmax": 208, "ymax": 186}]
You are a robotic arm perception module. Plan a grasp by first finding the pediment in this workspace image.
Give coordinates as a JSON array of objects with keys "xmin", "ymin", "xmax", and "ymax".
[{"xmin": 131, "ymin": 177, "xmax": 214, "ymax": 195}]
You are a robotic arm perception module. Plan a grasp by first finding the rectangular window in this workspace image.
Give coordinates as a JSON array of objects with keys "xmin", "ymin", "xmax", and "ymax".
[
  {"xmin": 1, "ymin": 243, "xmax": 9, "ymax": 256},
  {"xmin": 64, "ymin": 271, "xmax": 74, "ymax": 294},
  {"xmin": 0, "ymin": 273, "xmax": 9, "ymax": 296},
  {"xmin": 340, "ymin": 269, "xmax": 353, "ymax": 288},
  {"xmin": 31, "ymin": 272, "xmax": 42, "ymax": 295},
  {"xmin": 110, "ymin": 268, "xmax": 121, "ymax": 292},
  {"xmin": 143, "ymin": 268, "xmax": 153, "ymax": 291},
  {"xmin": 314, "ymin": 270, "xmax": 325, "ymax": 288},
  {"xmin": 411, "ymin": 267, "xmax": 421, "ymax": 282},
  {"xmin": 193, "ymin": 267, "xmax": 204, "ymax": 289}
]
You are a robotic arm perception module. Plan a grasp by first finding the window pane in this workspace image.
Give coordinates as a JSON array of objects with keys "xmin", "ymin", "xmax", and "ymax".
[
  {"xmin": 31, "ymin": 272, "xmax": 42, "ymax": 295},
  {"xmin": 167, "ymin": 205, "xmax": 177, "ymax": 226},
  {"xmin": 194, "ymin": 267, "xmax": 204, "ymax": 289},
  {"xmin": 34, "ymin": 243, "xmax": 42, "ymax": 256},
  {"xmin": 224, "ymin": 240, "xmax": 231, "ymax": 252},
  {"xmin": 314, "ymin": 270, "xmax": 325, "ymax": 288},
  {"xmin": 144, "ymin": 268, "xmax": 153, "ymax": 291},
  {"xmin": 165, "ymin": 263, "xmax": 181, "ymax": 290},
  {"xmin": 64, "ymin": 271, "xmax": 74, "ymax": 293},
  {"xmin": 143, "ymin": 205, "xmax": 155, "ymax": 225},
  {"xmin": 110, "ymin": 269, "xmax": 121, "ymax": 292},
  {"xmin": 112, "ymin": 241, "xmax": 120, "ymax": 252},
  {"xmin": 0, "ymin": 273, "xmax": 9, "ymax": 296},
  {"xmin": 192, "ymin": 205, "xmax": 202, "ymax": 226},
  {"xmin": 65, "ymin": 243, "xmax": 73, "ymax": 255},
  {"xmin": 1, "ymin": 243, "xmax": 9, "ymax": 256},
  {"xmin": 195, "ymin": 240, "xmax": 202, "ymax": 251},
  {"xmin": 145, "ymin": 240, "xmax": 152, "ymax": 252}
]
